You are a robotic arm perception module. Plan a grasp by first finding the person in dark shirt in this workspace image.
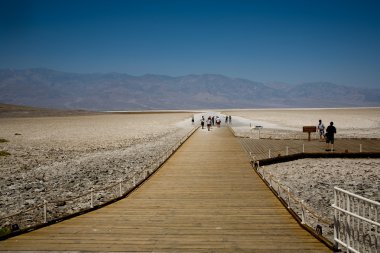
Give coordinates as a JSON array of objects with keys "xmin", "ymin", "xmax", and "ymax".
[{"xmin": 325, "ymin": 121, "xmax": 336, "ymax": 151}]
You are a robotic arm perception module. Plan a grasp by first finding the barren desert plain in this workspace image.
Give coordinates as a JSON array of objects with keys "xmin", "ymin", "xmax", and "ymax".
[{"xmin": 0, "ymin": 106, "xmax": 379, "ymax": 243}]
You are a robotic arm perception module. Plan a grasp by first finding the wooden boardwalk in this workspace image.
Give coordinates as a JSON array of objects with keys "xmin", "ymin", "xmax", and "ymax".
[{"xmin": 0, "ymin": 126, "xmax": 331, "ymax": 252}]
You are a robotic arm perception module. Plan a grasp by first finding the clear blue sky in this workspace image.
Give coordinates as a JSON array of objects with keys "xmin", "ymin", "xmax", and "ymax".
[{"xmin": 1, "ymin": 0, "xmax": 379, "ymax": 88}]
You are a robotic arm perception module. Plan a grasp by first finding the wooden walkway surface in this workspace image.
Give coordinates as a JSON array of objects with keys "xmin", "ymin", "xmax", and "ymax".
[{"xmin": 0, "ymin": 126, "xmax": 331, "ymax": 252}]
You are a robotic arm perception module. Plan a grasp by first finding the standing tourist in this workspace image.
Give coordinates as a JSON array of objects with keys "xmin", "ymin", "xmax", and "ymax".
[
  {"xmin": 207, "ymin": 117, "xmax": 212, "ymax": 131},
  {"xmin": 216, "ymin": 116, "xmax": 221, "ymax": 127},
  {"xmin": 201, "ymin": 116, "xmax": 205, "ymax": 129},
  {"xmin": 317, "ymin": 119, "xmax": 325, "ymax": 141},
  {"xmin": 325, "ymin": 122, "xmax": 336, "ymax": 151}
]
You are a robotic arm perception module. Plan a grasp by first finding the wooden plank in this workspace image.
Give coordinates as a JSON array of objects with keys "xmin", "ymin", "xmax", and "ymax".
[{"xmin": 0, "ymin": 126, "xmax": 332, "ymax": 252}]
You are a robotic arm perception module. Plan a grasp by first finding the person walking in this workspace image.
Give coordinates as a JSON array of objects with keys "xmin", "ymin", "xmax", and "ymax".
[
  {"xmin": 207, "ymin": 117, "xmax": 212, "ymax": 131},
  {"xmin": 216, "ymin": 116, "xmax": 221, "ymax": 127},
  {"xmin": 325, "ymin": 121, "xmax": 336, "ymax": 151},
  {"xmin": 317, "ymin": 119, "xmax": 325, "ymax": 141},
  {"xmin": 200, "ymin": 117, "xmax": 205, "ymax": 129}
]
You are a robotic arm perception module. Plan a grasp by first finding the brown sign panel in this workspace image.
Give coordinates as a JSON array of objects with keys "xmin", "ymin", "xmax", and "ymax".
[{"xmin": 303, "ymin": 126, "xmax": 316, "ymax": 132}]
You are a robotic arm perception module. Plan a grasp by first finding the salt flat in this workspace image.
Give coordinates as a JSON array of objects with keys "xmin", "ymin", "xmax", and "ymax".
[{"xmin": 223, "ymin": 107, "xmax": 380, "ymax": 138}]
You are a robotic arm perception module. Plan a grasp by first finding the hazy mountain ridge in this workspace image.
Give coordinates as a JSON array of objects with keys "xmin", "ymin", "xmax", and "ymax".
[{"xmin": 0, "ymin": 68, "xmax": 379, "ymax": 110}]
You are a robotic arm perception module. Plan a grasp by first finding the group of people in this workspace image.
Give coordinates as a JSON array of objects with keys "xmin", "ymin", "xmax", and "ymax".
[
  {"xmin": 197, "ymin": 115, "xmax": 336, "ymax": 151},
  {"xmin": 200, "ymin": 115, "xmax": 231, "ymax": 131},
  {"xmin": 317, "ymin": 119, "xmax": 337, "ymax": 151}
]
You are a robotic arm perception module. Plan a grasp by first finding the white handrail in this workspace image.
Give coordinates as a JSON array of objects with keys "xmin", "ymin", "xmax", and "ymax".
[
  {"xmin": 332, "ymin": 204, "xmax": 380, "ymax": 227},
  {"xmin": 332, "ymin": 187, "xmax": 379, "ymax": 253},
  {"xmin": 334, "ymin": 186, "xmax": 380, "ymax": 206}
]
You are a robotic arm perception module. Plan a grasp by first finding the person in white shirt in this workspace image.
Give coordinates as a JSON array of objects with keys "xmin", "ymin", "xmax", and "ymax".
[{"xmin": 317, "ymin": 119, "xmax": 325, "ymax": 141}]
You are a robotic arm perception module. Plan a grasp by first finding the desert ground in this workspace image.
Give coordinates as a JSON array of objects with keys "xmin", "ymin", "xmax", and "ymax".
[{"xmin": 1, "ymin": 107, "xmax": 379, "ymax": 243}]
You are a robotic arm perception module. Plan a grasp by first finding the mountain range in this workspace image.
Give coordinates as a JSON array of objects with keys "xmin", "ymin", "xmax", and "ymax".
[{"xmin": 0, "ymin": 68, "xmax": 379, "ymax": 110}]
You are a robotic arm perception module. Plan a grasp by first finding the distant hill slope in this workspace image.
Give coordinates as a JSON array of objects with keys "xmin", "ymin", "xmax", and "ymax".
[
  {"xmin": 0, "ymin": 102, "xmax": 100, "ymax": 117},
  {"xmin": 0, "ymin": 68, "xmax": 379, "ymax": 110}
]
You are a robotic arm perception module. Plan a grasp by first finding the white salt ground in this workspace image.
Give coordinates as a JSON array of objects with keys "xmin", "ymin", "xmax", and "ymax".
[
  {"xmin": 0, "ymin": 113, "xmax": 194, "ymax": 227},
  {"xmin": 224, "ymin": 108, "xmax": 380, "ymax": 139}
]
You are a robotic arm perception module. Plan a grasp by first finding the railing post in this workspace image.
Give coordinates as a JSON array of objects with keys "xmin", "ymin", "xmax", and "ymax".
[
  {"xmin": 43, "ymin": 200, "xmax": 47, "ymax": 223},
  {"xmin": 360, "ymin": 144, "xmax": 362, "ymax": 153},
  {"xmin": 287, "ymin": 188, "xmax": 291, "ymax": 209},
  {"xmin": 301, "ymin": 200, "xmax": 305, "ymax": 224},
  {"xmin": 375, "ymin": 206, "xmax": 378, "ymax": 252},
  {"xmin": 268, "ymin": 149, "xmax": 271, "ymax": 158},
  {"xmin": 262, "ymin": 166, "xmax": 265, "ymax": 180},
  {"xmin": 302, "ymin": 144, "xmax": 305, "ymax": 153},
  {"xmin": 269, "ymin": 172, "xmax": 272, "ymax": 187},
  {"xmin": 90, "ymin": 188, "xmax": 94, "ymax": 208},
  {"xmin": 286, "ymin": 146, "xmax": 288, "ymax": 156},
  {"xmin": 333, "ymin": 188, "xmax": 339, "ymax": 250},
  {"xmin": 119, "ymin": 180, "xmax": 122, "ymax": 197},
  {"xmin": 346, "ymin": 194, "xmax": 351, "ymax": 253}
]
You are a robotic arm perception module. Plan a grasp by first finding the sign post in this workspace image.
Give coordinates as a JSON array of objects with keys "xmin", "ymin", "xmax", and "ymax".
[
  {"xmin": 254, "ymin": 126, "xmax": 263, "ymax": 139},
  {"xmin": 303, "ymin": 126, "xmax": 316, "ymax": 141}
]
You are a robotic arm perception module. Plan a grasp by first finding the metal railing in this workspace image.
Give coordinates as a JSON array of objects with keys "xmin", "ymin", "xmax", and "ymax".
[
  {"xmin": 332, "ymin": 187, "xmax": 379, "ymax": 253},
  {"xmin": 236, "ymin": 130, "xmax": 379, "ymax": 252},
  {"xmin": 247, "ymin": 145, "xmax": 305, "ymax": 160},
  {"xmin": 0, "ymin": 125, "xmax": 199, "ymax": 236},
  {"xmin": 241, "ymin": 141, "xmax": 369, "ymax": 162},
  {"xmin": 254, "ymin": 163, "xmax": 334, "ymax": 240}
]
